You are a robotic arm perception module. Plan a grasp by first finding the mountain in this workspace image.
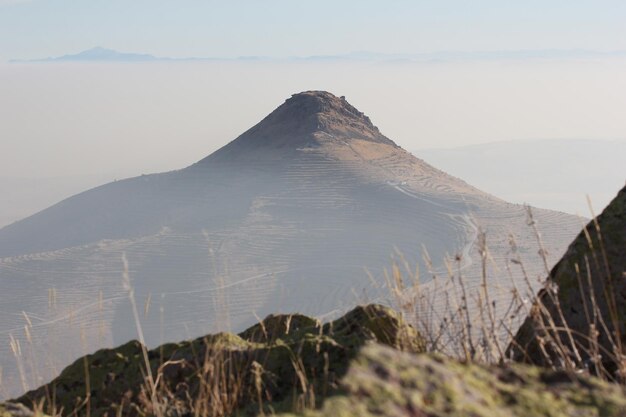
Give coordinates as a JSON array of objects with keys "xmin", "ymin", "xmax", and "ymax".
[
  {"xmin": 0, "ymin": 91, "xmax": 581, "ymax": 397},
  {"xmin": 415, "ymin": 139, "xmax": 626, "ymax": 215},
  {"xmin": 19, "ymin": 47, "xmax": 161, "ymax": 62}
]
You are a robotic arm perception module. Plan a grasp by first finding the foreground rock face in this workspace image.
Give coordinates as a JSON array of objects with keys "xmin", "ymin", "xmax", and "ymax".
[
  {"xmin": 508, "ymin": 185, "xmax": 626, "ymax": 375},
  {"xmin": 15, "ymin": 304, "xmax": 423, "ymax": 417},
  {"xmin": 14, "ymin": 299, "xmax": 626, "ymax": 417},
  {"xmin": 282, "ymin": 344, "xmax": 626, "ymax": 417}
]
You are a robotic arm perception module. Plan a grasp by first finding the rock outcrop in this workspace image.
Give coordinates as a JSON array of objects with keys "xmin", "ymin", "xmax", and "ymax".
[
  {"xmin": 508, "ymin": 185, "xmax": 626, "ymax": 376},
  {"xmin": 15, "ymin": 304, "xmax": 423, "ymax": 417},
  {"xmin": 14, "ymin": 295, "xmax": 626, "ymax": 417},
  {"xmin": 280, "ymin": 344, "xmax": 626, "ymax": 417}
]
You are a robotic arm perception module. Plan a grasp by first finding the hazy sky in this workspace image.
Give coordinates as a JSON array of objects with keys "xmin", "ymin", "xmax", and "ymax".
[
  {"xmin": 2, "ymin": 57, "xmax": 626, "ymax": 179},
  {"xmin": 2, "ymin": 1, "xmax": 626, "ymax": 62},
  {"xmin": 0, "ymin": 1, "xmax": 625, "ymax": 220}
]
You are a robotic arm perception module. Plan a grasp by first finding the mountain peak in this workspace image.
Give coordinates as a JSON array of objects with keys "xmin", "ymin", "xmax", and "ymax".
[
  {"xmin": 202, "ymin": 91, "xmax": 396, "ymax": 162},
  {"xmin": 271, "ymin": 90, "xmax": 394, "ymax": 144}
]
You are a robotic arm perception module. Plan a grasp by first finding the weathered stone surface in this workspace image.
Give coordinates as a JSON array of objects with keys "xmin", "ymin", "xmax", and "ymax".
[
  {"xmin": 280, "ymin": 343, "xmax": 626, "ymax": 417},
  {"xmin": 15, "ymin": 304, "xmax": 423, "ymax": 417},
  {"xmin": 238, "ymin": 313, "xmax": 320, "ymax": 343},
  {"xmin": 508, "ymin": 185, "xmax": 626, "ymax": 375}
]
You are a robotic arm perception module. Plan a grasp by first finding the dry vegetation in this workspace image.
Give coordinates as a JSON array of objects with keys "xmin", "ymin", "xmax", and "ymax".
[
  {"xmin": 387, "ymin": 202, "xmax": 625, "ymax": 382},
  {"xmin": 2, "ymin": 198, "xmax": 625, "ymax": 417}
]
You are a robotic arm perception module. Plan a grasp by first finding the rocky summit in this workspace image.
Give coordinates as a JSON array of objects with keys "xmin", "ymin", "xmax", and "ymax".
[{"xmin": 200, "ymin": 91, "xmax": 397, "ymax": 162}]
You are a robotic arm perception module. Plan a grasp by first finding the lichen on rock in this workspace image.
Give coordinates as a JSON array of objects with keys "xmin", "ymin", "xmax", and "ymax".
[
  {"xmin": 14, "ymin": 304, "xmax": 423, "ymax": 417},
  {"xmin": 280, "ymin": 344, "xmax": 626, "ymax": 417}
]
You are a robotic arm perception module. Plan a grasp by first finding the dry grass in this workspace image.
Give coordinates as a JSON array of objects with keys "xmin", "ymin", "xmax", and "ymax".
[
  {"xmin": 385, "ymin": 204, "xmax": 624, "ymax": 386},
  {"xmin": 4, "ymin": 204, "xmax": 624, "ymax": 416}
]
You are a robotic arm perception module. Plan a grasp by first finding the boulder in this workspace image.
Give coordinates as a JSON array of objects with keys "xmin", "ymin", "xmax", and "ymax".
[
  {"xmin": 508, "ymin": 185, "xmax": 626, "ymax": 376},
  {"xmin": 280, "ymin": 343, "xmax": 626, "ymax": 417}
]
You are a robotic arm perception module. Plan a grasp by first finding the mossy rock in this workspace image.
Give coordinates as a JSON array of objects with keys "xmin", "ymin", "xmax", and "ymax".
[
  {"xmin": 239, "ymin": 313, "xmax": 320, "ymax": 343},
  {"xmin": 15, "ymin": 304, "xmax": 424, "ymax": 417},
  {"xmin": 323, "ymin": 304, "xmax": 424, "ymax": 353},
  {"xmin": 508, "ymin": 185, "xmax": 626, "ymax": 375},
  {"xmin": 279, "ymin": 343, "xmax": 626, "ymax": 417}
]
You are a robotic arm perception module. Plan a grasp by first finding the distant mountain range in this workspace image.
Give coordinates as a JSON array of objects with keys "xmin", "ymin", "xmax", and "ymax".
[
  {"xmin": 11, "ymin": 47, "xmax": 626, "ymax": 63},
  {"xmin": 12, "ymin": 46, "xmax": 164, "ymax": 62},
  {"xmin": 0, "ymin": 91, "xmax": 581, "ymax": 398}
]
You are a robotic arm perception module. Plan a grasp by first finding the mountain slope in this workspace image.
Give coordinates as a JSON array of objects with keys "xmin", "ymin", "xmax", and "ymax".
[{"xmin": 0, "ymin": 91, "xmax": 581, "ymax": 397}]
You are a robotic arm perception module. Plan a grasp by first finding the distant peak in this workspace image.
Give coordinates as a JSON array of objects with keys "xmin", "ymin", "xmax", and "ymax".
[{"xmin": 17, "ymin": 47, "xmax": 161, "ymax": 62}]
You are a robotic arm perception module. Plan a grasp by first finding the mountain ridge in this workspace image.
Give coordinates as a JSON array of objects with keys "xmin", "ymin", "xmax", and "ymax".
[
  {"xmin": 17, "ymin": 46, "xmax": 161, "ymax": 62},
  {"xmin": 11, "ymin": 47, "xmax": 626, "ymax": 63}
]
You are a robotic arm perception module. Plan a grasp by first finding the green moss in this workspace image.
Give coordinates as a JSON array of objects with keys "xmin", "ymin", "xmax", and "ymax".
[
  {"xmin": 15, "ymin": 304, "xmax": 424, "ymax": 417},
  {"xmin": 239, "ymin": 314, "xmax": 321, "ymax": 343},
  {"xmin": 279, "ymin": 344, "xmax": 626, "ymax": 417}
]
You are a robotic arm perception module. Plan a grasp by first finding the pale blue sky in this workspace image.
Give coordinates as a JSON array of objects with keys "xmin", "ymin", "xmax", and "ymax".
[{"xmin": 2, "ymin": 0, "xmax": 626, "ymax": 61}]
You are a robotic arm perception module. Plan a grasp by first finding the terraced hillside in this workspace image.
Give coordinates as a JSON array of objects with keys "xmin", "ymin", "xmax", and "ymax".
[{"xmin": 0, "ymin": 91, "xmax": 581, "ymax": 397}]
